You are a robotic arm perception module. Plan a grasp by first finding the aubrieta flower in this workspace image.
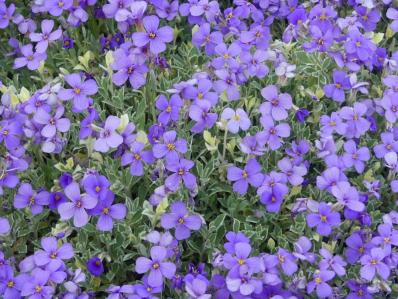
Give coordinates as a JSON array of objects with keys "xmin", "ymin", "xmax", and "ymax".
[
  {"xmin": 82, "ymin": 174, "xmax": 110, "ymax": 201},
  {"xmin": 293, "ymin": 236, "xmax": 316, "ymax": 263},
  {"xmin": 185, "ymin": 274, "xmax": 211, "ymax": 299},
  {"xmin": 13, "ymin": 44, "xmax": 47, "ymax": 71},
  {"xmin": 346, "ymin": 280, "xmax": 372, "ymax": 299},
  {"xmin": 33, "ymin": 107, "xmax": 70, "ymax": 138},
  {"xmin": 58, "ymin": 182, "xmax": 98, "ymax": 227},
  {"xmin": 323, "ymin": 70, "xmax": 351, "ymax": 103},
  {"xmin": 58, "ymin": 73, "xmax": 98, "ymax": 112},
  {"xmin": 306, "ymin": 202, "xmax": 341, "ymax": 236},
  {"xmin": 156, "ymin": 94, "xmax": 183, "ymax": 125},
  {"xmin": 29, "ymin": 19, "xmax": 62, "ymax": 53},
  {"xmin": 135, "ymin": 245, "xmax": 176, "ymax": 287},
  {"xmin": 165, "ymin": 158, "xmax": 197, "ymax": 191},
  {"xmin": 186, "ymin": 78, "xmax": 218, "ymax": 107},
  {"xmin": 0, "ymin": 266, "xmax": 27, "ymax": 299},
  {"xmin": 387, "ymin": 8, "xmax": 398, "ymax": 32},
  {"xmin": 227, "ymin": 158, "xmax": 264, "ymax": 195},
  {"xmin": 21, "ymin": 268, "xmax": 54, "ymax": 298},
  {"xmin": 331, "ymin": 181, "xmax": 365, "ymax": 212},
  {"xmin": 14, "ymin": 183, "xmax": 50, "ymax": 215},
  {"xmin": 189, "ymin": 101, "xmax": 217, "ymax": 133},
  {"xmin": 90, "ymin": 191, "xmax": 127, "ymax": 231},
  {"xmin": 341, "ymin": 140, "xmax": 370, "ymax": 173},
  {"xmin": 339, "ymin": 102, "xmax": 370, "ymax": 138},
  {"xmin": 224, "ymin": 232, "xmax": 249, "ymax": 254},
  {"xmin": 121, "ymin": 141, "xmax": 155, "ymax": 176},
  {"xmin": 380, "ymin": 93, "xmax": 398, "ymax": 123},
  {"xmin": 221, "ymin": 108, "xmax": 250, "ymax": 134},
  {"xmin": 94, "ymin": 116, "xmax": 123, "ymax": 152},
  {"xmin": 0, "ymin": 3, "xmax": 15, "ymax": 29},
  {"xmin": 45, "ymin": 0, "xmax": 73, "ymax": 17},
  {"xmin": 277, "ymin": 157, "xmax": 307, "ymax": 186},
  {"xmin": 258, "ymin": 116, "xmax": 291, "ymax": 150},
  {"xmin": 319, "ymin": 248, "xmax": 347, "ymax": 276},
  {"xmin": 223, "ymin": 242, "xmax": 260, "ymax": 277},
  {"xmin": 161, "ymin": 201, "xmax": 202, "ymax": 240},
  {"xmin": 34, "ymin": 237, "xmax": 74, "ymax": 271},
  {"xmin": 192, "ymin": 22, "xmax": 223, "ymax": 55},
  {"xmin": 132, "ymin": 15, "xmax": 174, "ymax": 55},
  {"xmin": 111, "ymin": 49, "xmax": 148, "ymax": 89},
  {"xmin": 360, "ymin": 247, "xmax": 390, "ymax": 281},
  {"xmin": 260, "ymin": 85, "xmax": 292, "ymax": 121},
  {"xmin": 307, "ymin": 270, "xmax": 335, "ymax": 298},
  {"xmin": 371, "ymin": 223, "xmax": 398, "ymax": 254},
  {"xmin": 0, "ymin": 217, "xmax": 10, "ymax": 235},
  {"xmin": 374, "ymin": 132, "xmax": 398, "ymax": 159},
  {"xmin": 152, "ymin": 130, "xmax": 187, "ymax": 162},
  {"xmin": 86, "ymin": 257, "xmax": 104, "ymax": 277}
]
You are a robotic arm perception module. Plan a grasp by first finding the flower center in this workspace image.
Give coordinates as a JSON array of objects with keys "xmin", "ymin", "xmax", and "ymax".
[
  {"xmin": 320, "ymin": 215, "xmax": 327, "ymax": 222},
  {"xmin": 392, "ymin": 106, "xmax": 397, "ymax": 112},
  {"xmin": 50, "ymin": 252, "xmax": 57, "ymax": 259},
  {"xmin": 167, "ymin": 143, "xmax": 176, "ymax": 151},
  {"xmin": 35, "ymin": 285, "xmax": 43, "ymax": 293},
  {"xmin": 152, "ymin": 262, "xmax": 160, "ymax": 269},
  {"xmin": 147, "ymin": 287, "xmax": 152, "ymax": 292},
  {"xmin": 358, "ymin": 246, "xmax": 364, "ymax": 253},
  {"xmin": 358, "ymin": 290, "xmax": 364, "ymax": 296},
  {"xmin": 271, "ymin": 196, "xmax": 276, "ymax": 202},
  {"xmin": 178, "ymin": 217, "xmax": 184, "ymax": 224},
  {"xmin": 127, "ymin": 66, "xmax": 135, "ymax": 74},
  {"xmin": 2, "ymin": 130, "xmax": 9, "ymax": 136},
  {"xmin": 76, "ymin": 200, "xmax": 82, "ymax": 208},
  {"xmin": 223, "ymin": 53, "xmax": 230, "ymax": 60},
  {"xmin": 370, "ymin": 259, "xmax": 378, "ymax": 265},
  {"xmin": 7, "ymin": 281, "xmax": 14, "ymax": 288},
  {"xmin": 198, "ymin": 92, "xmax": 204, "ymax": 99},
  {"xmin": 315, "ymin": 277, "xmax": 322, "ymax": 284},
  {"xmin": 356, "ymin": 41, "xmax": 361, "ymax": 47},
  {"xmin": 278, "ymin": 254, "xmax": 285, "ymax": 263},
  {"xmin": 271, "ymin": 99, "xmax": 279, "ymax": 106},
  {"xmin": 384, "ymin": 237, "xmax": 391, "ymax": 244},
  {"xmin": 233, "ymin": 114, "xmax": 240, "ymax": 121},
  {"xmin": 242, "ymin": 170, "xmax": 248, "ymax": 178},
  {"xmin": 149, "ymin": 32, "xmax": 156, "ymax": 39},
  {"xmin": 387, "ymin": 144, "xmax": 393, "ymax": 150},
  {"xmin": 27, "ymin": 55, "xmax": 34, "ymax": 61},
  {"xmin": 238, "ymin": 258, "xmax": 245, "ymax": 265},
  {"xmin": 134, "ymin": 154, "xmax": 141, "ymax": 160},
  {"xmin": 74, "ymin": 88, "xmax": 81, "ymax": 94},
  {"xmin": 55, "ymin": 195, "xmax": 60, "ymax": 200},
  {"xmin": 95, "ymin": 186, "xmax": 101, "ymax": 193},
  {"xmin": 95, "ymin": 260, "xmax": 102, "ymax": 266},
  {"xmin": 178, "ymin": 168, "xmax": 185, "ymax": 175},
  {"xmin": 29, "ymin": 196, "xmax": 35, "ymax": 206},
  {"xmin": 102, "ymin": 207, "xmax": 110, "ymax": 215},
  {"xmin": 319, "ymin": 14, "xmax": 327, "ymax": 20},
  {"xmin": 166, "ymin": 106, "xmax": 172, "ymax": 112},
  {"xmin": 335, "ymin": 83, "xmax": 342, "ymax": 89},
  {"xmin": 58, "ymin": 1, "xmax": 64, "ymax": 8}
]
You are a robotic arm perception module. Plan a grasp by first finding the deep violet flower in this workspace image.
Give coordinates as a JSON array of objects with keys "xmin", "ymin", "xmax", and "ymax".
[
  {"xmin": 160, "ymin": 201, "xmax": 202, "ymax": 240},
  {"xmin": 132, "ymin": 15, "xmax": 173, "ymax": 54},
  {"xmin": 135, "ymin": 246, "xmax": 176, "ymax": 287},
  {"xmin": 86, "ymin": 257, "xmax": 104, "ymax": 277}
]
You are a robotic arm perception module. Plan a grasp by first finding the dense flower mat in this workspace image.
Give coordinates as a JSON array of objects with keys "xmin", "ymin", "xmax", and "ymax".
[{"xmin": 1, "ymin": 0, "xmax": 398, "ymax": 298}]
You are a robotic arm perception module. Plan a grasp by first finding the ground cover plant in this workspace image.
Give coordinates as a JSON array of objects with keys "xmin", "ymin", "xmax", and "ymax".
[{"xmin": 1, "ymin": 0, "xmax": 398, "ymax": 298}]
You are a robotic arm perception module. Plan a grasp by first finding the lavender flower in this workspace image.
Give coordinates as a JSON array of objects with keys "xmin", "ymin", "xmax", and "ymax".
[{"xmin": 306, "ymin": 202, "xmax": 341, "ymax": 236}]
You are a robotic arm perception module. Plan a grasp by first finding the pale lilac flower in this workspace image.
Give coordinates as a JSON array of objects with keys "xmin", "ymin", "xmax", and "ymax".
[{"xmin": 221, "ymin": 108, "xmax": 250, "ymax": 133}]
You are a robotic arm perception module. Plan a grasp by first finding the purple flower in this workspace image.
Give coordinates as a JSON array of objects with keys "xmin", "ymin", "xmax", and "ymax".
[
  {"xmin": 48, "ymin": 192, "xmax": 67, "ymax": 210},
  {"xmin": 13, "ymin": 44, "xmax": 47, "ymax": 71},
  {"xmin": 345, "ymin": 28, "xmax": 377, "ymax": 62},
  {"xmin": 295, "ymin": 108, "xmax": 310, "ymax": 123},
  {"xmin": 387, "ymin": 8, "xmax": 398, "ymax": 32},
  {"xmin": 156, "ymin": 94, "xmax": 183, "ymax": 125},
  {"xmin": 86, "ymin": 257, "xmax": 104, "ymax": 277},
  {"xmin": 161, "ymin": 201, "xmax": 202, "ymax": 240},
  {"xmin": 223, "ymin": 242, "xmax": 260, "ymax": 276},
  {"xmin": 277, "ymin": 157, "xmax": 307, "ymax": 186},
  {"xmin": 221, "ymin": 108, "xmax": 250, "ymax": 134},
  {"xmin": 135, "ymin": 276, "xmax": 162, "ymax": 298},
  {"xmin": 58, "ymin": 73, "xmax": 98, "ymax": 112},
  {"xmin": 152, "ymin": 130, "xmax": 187, "ymax": 162},
  {"xmin": 380, "ymin": 93, "xmax": 398, "ymax": 123},
  {"xmin": 346, "ymin": 280, "xmax": 372, "ymax": 299},
  {"xmin": 224, "ymin": 232, "xmax": 249, "ymax": 254},
  {"xmin": 63, "ymin": 37, "xmax": 74, "ymax": 49},
  {"xmin": 21, "ymin": 268, "xmax": 54, "ymax": 298},
  {"xmin": 0, "ymin": 217, "xmax": 10, "ymax": 235},
  {"xmin": 33, "ymin": 106, "xmax": 70, "ymax": 138},
  {"xmin": 0, "ymin": 120, "xmax": 22, "ymax": 150},
  {"xmin": 82, "ymin": 174, "xmax": 110, "ymax": 201},
  {"xmin": 46, "ymin": 0, "xmax": 73, "ymax": 16},
  {"xmin": 307, "ymin": 270, "xmax": 335, "ymax": 298},
  {"xmin": 341, "ymin": 140, "xmax": 370, "ymax": 173},
  {"xmin": 275, "ymin": 248, "xmax": 298, "ymax": 276},
  {"xmin": 0, "ymin": 3, "xmax": 15, "ymax": 29},
  {"xmin": 339, "ymin": 103, "xmax": 370, "ymax": 138},
  {"xmin": 103, "ymin": 0, "xmax": 134, "ymax": 21},
  {"xmin": 320, "ymin": 112, "xmax": 347, "ymax": 136},
  {"xmin": 34, "ymin": 237, "xmax": 74, "ymax": 271},
  {"xmin": 111, "ymin": 49, "xmax": 148, "ymax": 89},
  {"xmin": 258, "ymin": 117, "xmax": 290, "ymax": 150},
  {"xmin": 29, "ymin": 19, "xmax": 62, "ymax": 53},
  {"xmin": 185, "ymin": 274, "xmax": 211, "ymax": 299},
  {"xmin": 360, "ymin": 248, "xmax": 390, "ymax": 281},
  {"xmin": 189, "ymin": 101, "xmax": 217, "ymax": 133},
  {"xmin": 213, "ymin": 69, "xmax": 240, "ymax": 101},
  {"xmin": 226, "ymin": 271, "xmax": 262, "ymax": 296},
  {"xmin": 14, "ymin": 183, "xmax": 49, "ymax": 215},
  {"xmin": 135, "ymin": 246, "xmax": 176, "ymax": 287},
  {"xmin": 186, "ymin": 78, "xmax": 218, "ymax": 107},
  {"xmin": 306, "ymin": 202, "xmax": 341, "ymax": 236},
  {"xmin": 227, "ymin": 159, "xmax": 263, "ymax": 195},
  {"xmin": 323, "ymin": 70, "xmax": 351, "ymax": 103},
  {"xmin": 371, "ymin": 223, "xmax": 398, "ymax": 254},
  {"xmin": 319, "ymin": 248, "xmax": 347, "ymax": 276},
  {"xmin": 192, "ymin": 22, "xmax": 223, "ymax": 55},
  {"xmin": 90, "ymin": 192, "xmax": 127, "ymax": 231},
  {"xmin": 374, "ymin": 132, "xmax": 398, "ymax": 159},
  {"xmin": 260, "ymin": 189, "xmax": 285, "ymax": 213},
  {"xmin": 165, "ymin": 158, "xmax": 196, "ymax": 191},
  {"xmin": 121, "ymin": 142, "xmax": 155, "ymax": 176},
  {"xmin": 316, "ymin": 167, "xmax": 347, "ymax": 191},
  {"xmin": 94, "ymin": 116, "xmax": 123, "ymax": 152},
  {"xmin": 345, "ymin": 232, "xmax": 371, "ymax": 264},
  {"xmin": 331, "ymin": 182, "xmax": 365, "ymax": 212},
  {"xmin": 58, "ymin": 182, "xmax": 98, "ymax": 227},
  {"xmin": 132, "ymin": 15, "xmax": 173, "ymax": 54},
  {"xmin": 212, "ymin": 43, "xmax": 241, "ymax": 69},
  {"xmin": 293, "ymin": 236, "xmax": 316, "ymax": 263},
  {"xmin": 260, "ymin": 85, "xmax": 292, "ymax": 121},
  {"xmin": 240, "ymin": 50, "xmax": 269, "ymax": 78},
  {"xmin": 0, "ymin": 266, "xmax": 27, "ymax": 299}
]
